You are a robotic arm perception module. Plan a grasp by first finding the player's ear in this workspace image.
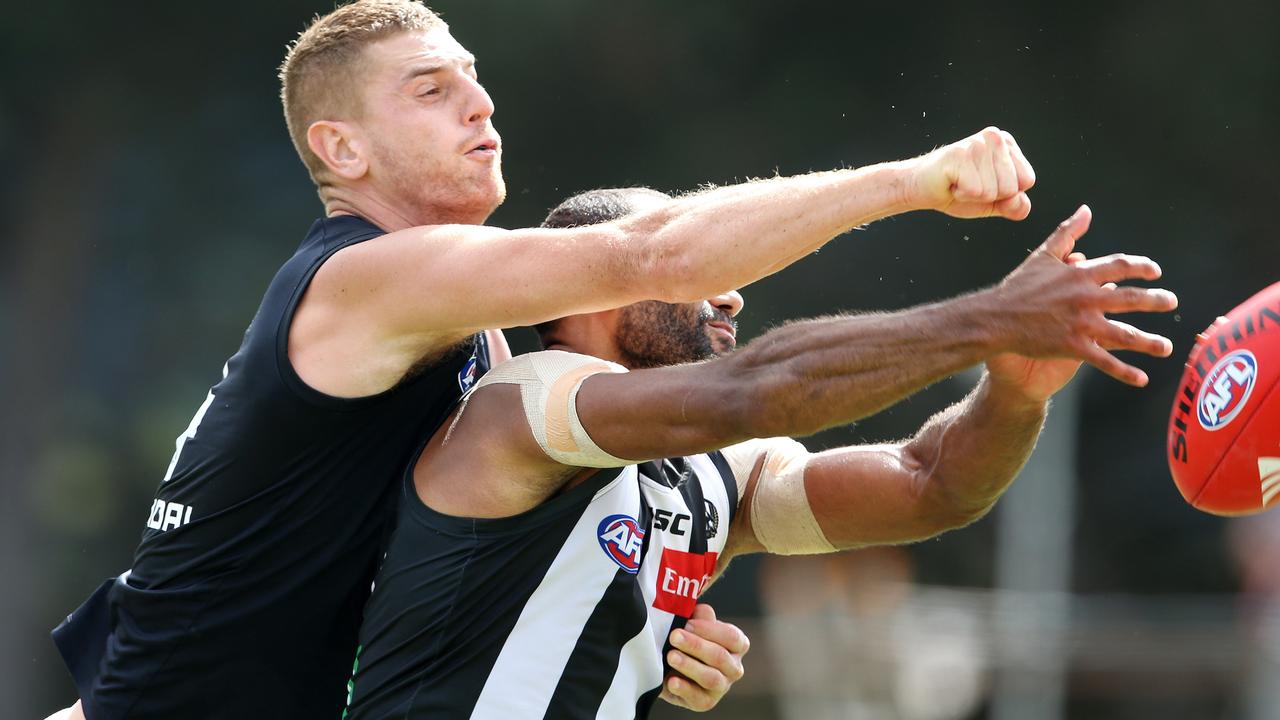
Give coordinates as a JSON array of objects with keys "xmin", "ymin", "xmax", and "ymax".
[{"xmin": 307, "ymin": 120, "xmax": 369, "ymax": 180}]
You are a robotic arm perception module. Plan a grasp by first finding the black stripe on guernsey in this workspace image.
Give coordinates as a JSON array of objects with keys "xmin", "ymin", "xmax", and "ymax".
[
  {"xmin": 707, "ymin": 450, "xmax": 738, "ymax": 527},
  {"xmin": 638, "ymin": 461, "xmax": 670, "ymax": 489},
  {"xmin": 542, "ymin": 491, "xmax": 655, "ymax": 718}
]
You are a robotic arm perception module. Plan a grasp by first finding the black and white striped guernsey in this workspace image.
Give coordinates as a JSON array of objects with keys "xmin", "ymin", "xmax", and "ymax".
[{"xmin": 347, "ymin": 453, "xmax": 740, "ymax": 719}]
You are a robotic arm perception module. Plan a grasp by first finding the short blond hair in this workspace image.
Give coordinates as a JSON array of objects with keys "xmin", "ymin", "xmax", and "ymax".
[{"xmin": 279, "ymin": 0, "xmax": 445, "ymax": 185}]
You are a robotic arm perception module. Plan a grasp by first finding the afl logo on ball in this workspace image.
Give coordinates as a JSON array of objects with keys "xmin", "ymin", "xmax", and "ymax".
[
  {"xmin": 1197, "ymin": 350, "xmax": 1258, "ymax": 431},
  {"xmin": 598, "ymin": 514, "xmax": 645, "ymax": 574}
]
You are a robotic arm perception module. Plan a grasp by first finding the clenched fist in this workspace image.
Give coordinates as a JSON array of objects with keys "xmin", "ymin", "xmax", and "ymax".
[{"xmin": 907, "ymin": 126, "xmax": 1036, "ymax": 221}]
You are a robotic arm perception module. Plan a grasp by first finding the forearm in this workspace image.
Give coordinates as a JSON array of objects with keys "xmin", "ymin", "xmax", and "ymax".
[
  {"xmin": 731, "ymin": 290, "xmax": 999, "ymax": 439},
  {"xmin": 619, "ymin": 163, "xmax": 916, "ymax": 302},
  {"xmin": 904, "ymin": 373, "xmax": 1048, "ymax": 526}
]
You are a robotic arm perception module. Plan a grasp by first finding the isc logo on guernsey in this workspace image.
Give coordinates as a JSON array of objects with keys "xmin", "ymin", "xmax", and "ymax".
[
  {"xmin": 598, "ymin": 514, "xmax": 645, "ymax": 574},
  {"xmin": 1197, "ymin": 350, "xmax": 1258, "ymax": 431}
]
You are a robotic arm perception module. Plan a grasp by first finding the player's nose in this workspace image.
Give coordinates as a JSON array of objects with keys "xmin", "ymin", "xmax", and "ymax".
[
  {"xmin": 711, "ymin": 290, "xmax": 744, "ymax": 318},
  {"xmin": 464, "ymin": 76, "xmax": 495, "ymax": 126}
]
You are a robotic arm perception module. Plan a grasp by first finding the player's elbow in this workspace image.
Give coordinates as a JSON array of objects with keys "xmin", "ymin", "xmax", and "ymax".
[
  {"xmin": 638, "ymin": 241, "xmax": 707, "ymax": 304},
  {"xmin": 932, "ymin": 493, "xmax": 995, "ymax": 532},
  {"xmin": 903, "ymin": 447, "xmax": 995, "ymax": 536}
]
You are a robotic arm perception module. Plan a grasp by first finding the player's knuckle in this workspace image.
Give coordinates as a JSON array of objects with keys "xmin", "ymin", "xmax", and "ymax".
[
  {"xmin": 1119, "ymin": 287, "xmax": 1144, "ymax": 306},
  {"xmin": 687, "ymin": 634, "xmax": 712, "ymax": 656},
  {"xmin": 1066, "ymin": 334, "xmax": 1092, "ymax": 356},
  {"xmin": 710, "ymin": 645, "xmax": 733, "ymax": 667},
  {"xmin": 1070, "ymin": 290, "xmax": 1096, "ymax": 315}
]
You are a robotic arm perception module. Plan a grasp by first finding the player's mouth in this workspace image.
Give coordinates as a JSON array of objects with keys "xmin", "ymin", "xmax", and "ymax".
[
  {"xmin": 465, "ymin": 135, "xmax": 501, "ymax": 160},
  {"xmin": 707, "ymin": 321, "xmax": 737, "ymax": 347}
]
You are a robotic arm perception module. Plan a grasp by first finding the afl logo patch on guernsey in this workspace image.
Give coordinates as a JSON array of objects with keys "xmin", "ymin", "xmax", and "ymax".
[
  {"xmin": 457, "ymin": 355, "xmax": 479, "ymax": 393},
  {"xmin": 597, "ymin": 514, "xmax": 645, "ymax": 574},
  {"xmin": 1197, "ymin": 350, "xmax": 1258, "ymax": 431}
]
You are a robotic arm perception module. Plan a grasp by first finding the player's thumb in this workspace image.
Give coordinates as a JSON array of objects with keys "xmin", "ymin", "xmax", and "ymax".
[
  {"xmin": 1041, "ymin": 204, "xmax": 1092, "ymax": 259},
  {"xmin": 995, "ymin": 192, "xmax": 1032, "ymax": 221}
]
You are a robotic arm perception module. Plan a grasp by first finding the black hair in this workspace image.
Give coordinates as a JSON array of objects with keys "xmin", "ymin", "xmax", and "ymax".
[{"xmin": 540, "ymin": 186, "xmax": 670, "ymax": 229}]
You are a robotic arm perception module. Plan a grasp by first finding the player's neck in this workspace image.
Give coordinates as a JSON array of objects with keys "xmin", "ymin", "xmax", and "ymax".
[
  {"xmin": 542, "ymin": 322, "xmax": 627, "ymax": 366},
  {"xmin": 322, "ymin": 184, "xmax": 489, "ymax": 230}
]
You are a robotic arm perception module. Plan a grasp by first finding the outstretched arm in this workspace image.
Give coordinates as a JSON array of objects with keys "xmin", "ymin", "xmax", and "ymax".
[
  {"xmin": 421, "ymin": 207, "xmax": 1175, "ymax": 521},
  {"xmin": 334, "ymin": 128, "xmax": 1031, "ymax": 333},
  {"xmin": 293, "ymin": 129, "xmax": 1033, "ymax": 396},
  {"xmin": 720, "ymin": 367, "xmax": 1054, "ymax": 567},
  {"xmin": 575, "ymin": 206, "xmax": 1174, "ymax": 466}
]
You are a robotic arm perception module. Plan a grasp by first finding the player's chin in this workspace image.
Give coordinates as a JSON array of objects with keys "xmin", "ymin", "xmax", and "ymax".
[
  {"xmin": 460, "ymin": 175, "xmax": 506, "ymax": 215},
  {"xmin": 480, "ymin": 171, "xmax": 507, "ymax": 207}
]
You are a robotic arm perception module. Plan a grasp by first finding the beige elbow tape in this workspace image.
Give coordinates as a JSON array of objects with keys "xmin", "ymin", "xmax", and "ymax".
[
  {"xmin": 468, "ymin": 350, "xmax": 633, "ymax": 468},
  {"xmin": 749, "ymin": 443, "xmax": 835, "ymax": 555}
]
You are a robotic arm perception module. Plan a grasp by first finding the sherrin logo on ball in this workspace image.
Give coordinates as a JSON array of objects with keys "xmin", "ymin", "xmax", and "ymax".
[
  {"xmin": 597, "ymin": 514, "xmax": 645, "ymax": 574},
  {"xmin": 1196, "ymin": 349, "xmax": 1258, "ymax": 431}
]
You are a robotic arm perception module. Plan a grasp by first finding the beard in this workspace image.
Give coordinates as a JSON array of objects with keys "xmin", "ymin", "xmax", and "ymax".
[{"xmin": 614, "ymin": 301, "xmax": 735, "ymax": 369}]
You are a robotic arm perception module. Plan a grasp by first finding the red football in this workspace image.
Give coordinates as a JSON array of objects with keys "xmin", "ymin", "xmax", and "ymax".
[{"xmin": 1168, "ymin": 282, "xmax": 1280, "ymax": 515}]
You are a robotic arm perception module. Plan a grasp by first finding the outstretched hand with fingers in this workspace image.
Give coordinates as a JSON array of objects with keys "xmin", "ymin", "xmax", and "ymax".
[{"xmin": 984, "ymin": 205, "xmax": 1178, "ymax": 393}]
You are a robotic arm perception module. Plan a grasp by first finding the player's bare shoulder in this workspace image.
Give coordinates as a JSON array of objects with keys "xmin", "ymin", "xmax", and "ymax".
[{"xmin": 289, "ymin": 224, "xmax": 476, "ymax": 398}]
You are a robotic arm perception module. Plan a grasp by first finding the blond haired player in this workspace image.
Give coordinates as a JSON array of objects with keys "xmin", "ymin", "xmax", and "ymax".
[{"xmin": 49, "ymin": 0, "xmax": 1042, "ymax": 717}]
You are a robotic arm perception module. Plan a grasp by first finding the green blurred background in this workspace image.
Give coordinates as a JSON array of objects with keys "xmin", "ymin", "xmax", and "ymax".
[{"xmin": 3, "ymin": 1, "xmax": 1277, "ymax": 718}]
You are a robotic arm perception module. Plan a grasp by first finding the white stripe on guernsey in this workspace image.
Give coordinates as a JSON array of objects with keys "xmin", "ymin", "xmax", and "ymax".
[
  {"xmin": 595, "ymin": 626, "xmax": 664, "ymax": 719},
  {"xmin": 468, "ymin": 468, "xmax": 637, "ymax": 720}
]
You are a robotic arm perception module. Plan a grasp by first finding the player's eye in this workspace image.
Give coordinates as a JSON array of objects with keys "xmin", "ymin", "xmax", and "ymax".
[{"xmin": 409, "ymin": 79, "xmax": 441, "ymax": 97}]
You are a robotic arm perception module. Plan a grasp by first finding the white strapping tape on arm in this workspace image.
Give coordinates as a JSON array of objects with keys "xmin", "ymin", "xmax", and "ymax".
[
  {"xmin": 721, "ymin": 437, "xmax": 835, "ymax": 555},
  {"xmin": 464, "ymin": 350, "xmax": 635, "ymax": 468}
]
